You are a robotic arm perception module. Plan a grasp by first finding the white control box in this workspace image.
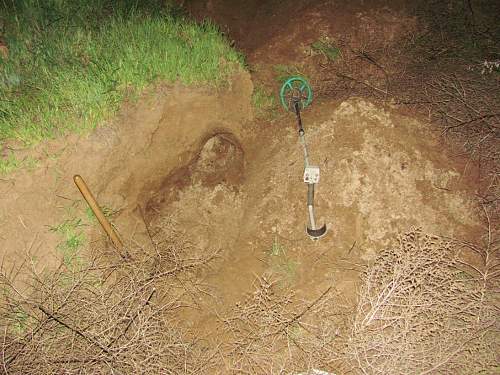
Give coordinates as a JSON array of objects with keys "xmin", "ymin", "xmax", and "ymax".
[{"xmin": 304, "ymin": 166, "xmax": 320, "ymax": 184}]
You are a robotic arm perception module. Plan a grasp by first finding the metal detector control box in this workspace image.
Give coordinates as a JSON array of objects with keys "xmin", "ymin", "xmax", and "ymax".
[{"xmin": 304, "ymin": 166, "xmax": 320, "ymax": 184}]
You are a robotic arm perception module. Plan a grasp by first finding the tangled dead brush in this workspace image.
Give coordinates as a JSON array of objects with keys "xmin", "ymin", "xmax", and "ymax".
[
  {"xmin": 219, "ymin": 275, "xmax": 351, "ymax": 374},
  {"xmin": 0, "ymin": 218, "xmax": 220, "ymax": 374},
  {"xmin": 347, "ymin": 228, "xmax": 499, "ymax": 374},
  {"xmin": 396, "ymin": 72, "xmax": 499, "ymax": 184},
  {"xmin": 1, "ymin": 220, "xmax": 497, "ymax": 374}
]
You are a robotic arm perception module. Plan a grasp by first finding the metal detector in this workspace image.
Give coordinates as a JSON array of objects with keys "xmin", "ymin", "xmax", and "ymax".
[{"xmin": 280, "ymin": 77, "xmax": 327, "ymax": 240}]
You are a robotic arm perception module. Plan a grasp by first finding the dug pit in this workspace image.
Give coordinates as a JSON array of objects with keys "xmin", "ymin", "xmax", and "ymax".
[
  {"xmin": 145, "ymin": 132, "xmax": 245, "ymax": 224},
  {"xmin": 0, "ymin": 71, "xmax": 254, "ymax": 275}
]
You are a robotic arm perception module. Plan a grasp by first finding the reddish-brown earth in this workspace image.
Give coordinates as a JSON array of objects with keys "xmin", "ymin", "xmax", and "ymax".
[{"xmin": 1, "ymin": 1, "xmax": 490, "ymax": 373}]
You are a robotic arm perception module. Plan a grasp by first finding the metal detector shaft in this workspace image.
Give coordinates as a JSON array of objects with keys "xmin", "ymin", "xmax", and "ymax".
[
  {"xmin": 294, "ymin": 101, "xmax": 305, "ymax": 134},
  {"xmin": 306, "ymin": 183, "xmax": 326, "ymax": 238},
  {"xmin": 299, "ymin": 132, "xmax": 311, "ymax": 168},
  {"xmin": 293, "ymin": 101, "xmax": 327, "ymax": 239},
  {"xmin": 295, "ymin": 102, "xmax": 310, "ymax": 167},
  {"xmin": 307, "ymin": 183, "xmax": 317, "ymax": 228}
]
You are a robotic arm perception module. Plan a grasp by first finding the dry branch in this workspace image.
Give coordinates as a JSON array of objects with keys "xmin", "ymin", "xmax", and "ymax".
[
  {"xmin": 218, "ymin": 275, "xmax": 350, "ymax": 374},
  {"xmin": 0, "ymin": 219, "xmax": 220, "ymax": 374},
  {"xmin": 346, "ymin": 229, "xmax": 499, "ymax": 374}
]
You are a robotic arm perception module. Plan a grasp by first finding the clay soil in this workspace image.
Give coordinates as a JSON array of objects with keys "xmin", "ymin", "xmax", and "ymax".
[{"xmin": 0, "ymin": 1, "xmax": 492, "ymax": 373}]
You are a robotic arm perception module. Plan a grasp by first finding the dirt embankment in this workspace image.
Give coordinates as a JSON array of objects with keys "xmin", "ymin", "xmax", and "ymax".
[
  {"xmin": 184, "ymin": 0, "xmax": 416, "ymax": 89},
  {"xmin": 0, "ymin": 72, "xmax": 253, "ymax": 276}
]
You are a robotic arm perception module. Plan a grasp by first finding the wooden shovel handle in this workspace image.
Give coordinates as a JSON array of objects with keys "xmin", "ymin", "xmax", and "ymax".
[{"xmin": 73, "ymin": 175, "xmax": 123, "ymax": 249}]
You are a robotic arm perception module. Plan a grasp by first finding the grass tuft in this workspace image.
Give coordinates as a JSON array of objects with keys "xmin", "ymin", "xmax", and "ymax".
[
  {"xmin": 252, "ymin": 85, "xmax": 276, "ymax": 117},
  {"xmin": 311, "ymin": 37, "xmax": 341, "ymax": 61},
  {"xmin": 268, "ymin": 236, "xmax": 298, "ymax": 284},
  {"xmin": 0, "ymin": 153, "xmax": 37, "ymax": 174},
  {"xmin": 49, "ymin": 217, "xmax": 86, "ymax": 268}
]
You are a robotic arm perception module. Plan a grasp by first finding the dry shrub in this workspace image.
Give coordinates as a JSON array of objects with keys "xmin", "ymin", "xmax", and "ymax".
[
  {"xmin": 396, "ymin": 71, "xmax": 499, "ymax": 184},
  {"xmin": 219, "ymin": 275, "xmax": 350, "ymax": 374},
  {"xmin": 347, "ymin": 228, "xmax": 499, "ymax": 374},
  {"xmin": 394, "ymin": 2, "xmax": 500, "ymax": 205},
  {"xmin": 1, "ymin": 218, "xmax": 497, "ymax": 374},
  {"xmin": 0, "ymin": 218, "xmax": 220, "ymax": 374}
]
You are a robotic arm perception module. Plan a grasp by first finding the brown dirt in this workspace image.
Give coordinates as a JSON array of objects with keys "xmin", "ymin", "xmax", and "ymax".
[
  {"xmin": 122, "ymin": 96, "xmax": 482, "ymax": 344},
  {"xmin": 184, "ymin": 0, "xmax": 416, "ymax": 93},
  {"xmin": 0, "ymin": 1, "xmax": 492, "ymax": 373},
  {"xmin": 175, "ymin": 0, "xmax": 482, "ymax": 305}
]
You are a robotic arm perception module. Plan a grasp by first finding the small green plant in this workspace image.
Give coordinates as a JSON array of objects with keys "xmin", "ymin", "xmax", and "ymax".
[
  {"xmin": 0, "ymin": 154, "xmax": 38, "ymax": 175},
  {"xmin": 49, "ymin": 218, "xmax": 86, "ymax": 268},
  {"xmin": 269, "ymin": 235, "xmax": 285, "ymax": 257},
  {"xmin": 48, "ymin": 198, "xmax": 118, "ymax": 270},
  {"xmin": 0, "ymin": 154, "xmax": 21, "ymax": 175},
  {"xmin": 276, "ymin": 257, "xmax": 299, "ymax": 282},
  {"xmin": 85, "ymin": 205, "xmax": 117, "ymax": 223},
  {"xmin": 287, "ymin": 322, "xmax": 305, "ymax": 341},
  {"xmin": 311, "ymin": 37, "xmax": 341, "ymax": 61},
  {"xmin": 11, "ymin": 308, "xmax": 29, "ymax": 335},
  {"xmin": 268, "ymin": 236, "xmax": 299, "ymax": 284},
  {"xmin": 252, "ymin": 85, "xmax": 276, "ymax": 117}
]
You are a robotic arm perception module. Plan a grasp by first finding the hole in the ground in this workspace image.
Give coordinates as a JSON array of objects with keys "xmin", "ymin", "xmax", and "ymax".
[{"xmin": 144, "ymin": 132, "xmax": 244, "ymax": 222}]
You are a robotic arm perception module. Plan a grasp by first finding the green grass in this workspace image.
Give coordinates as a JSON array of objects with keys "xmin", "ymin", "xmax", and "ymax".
[
  {"xmin": 0, "ymin": 0, "xmax": 243, "ymax": 146},
  {"xmin": 268, "ymin": 236, "xmax": 299, "ymax": 284},
  {"xmin": 269, "ymin": 235, "xmax": 286, "ymax": 257},
  {"xmin": 49, "ymin": 217, "xmax": 86, "ymax": 268},
  {"xmin": 252, "ymin": 85, "xmax": 276, "ymax": 117},
  {"xmin": 48, "ymin": 197, "xmax": 119, "ymax": 268},
  {"xmin": 11, "ymin": 308, "xmax": 29, "ymax": 335},
  {"xmin": 85, "ymin": 204, "xmax": 117, "ymax": 223},
  {"xmin": 311, "ymin": 38, "xmax": 341, "ymax": 61},
  {"xmin": 0, "ymin": 153, "xmax": 38, "ymax": 174}
]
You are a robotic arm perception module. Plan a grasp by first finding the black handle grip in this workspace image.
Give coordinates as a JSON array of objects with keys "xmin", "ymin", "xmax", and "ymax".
[{"xmin": 294, "ymin": 101, "xmax": 304, "ymax": 135}]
